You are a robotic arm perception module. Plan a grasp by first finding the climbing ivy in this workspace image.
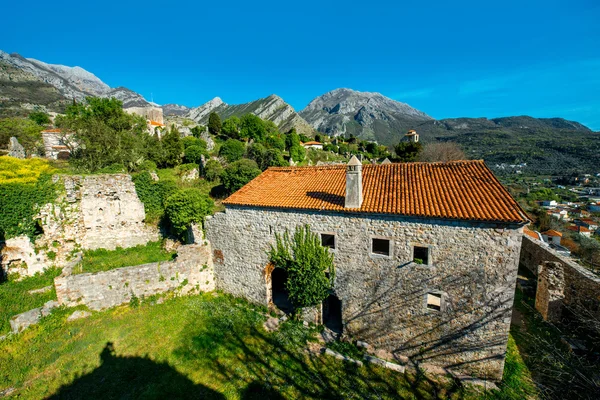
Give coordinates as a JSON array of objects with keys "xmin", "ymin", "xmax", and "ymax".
[{"xmin": 268, "ymin": 225, "xmax": 335, "ymax": 310}]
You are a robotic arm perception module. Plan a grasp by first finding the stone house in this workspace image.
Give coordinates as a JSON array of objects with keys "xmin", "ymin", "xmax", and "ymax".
[
  {"xmin": 206, "ymin": 157, "xmax": 528, "ymax": 380},
  {"xmin": 541, "ymin": 229, "xmax": 562, "ymax": 246}
]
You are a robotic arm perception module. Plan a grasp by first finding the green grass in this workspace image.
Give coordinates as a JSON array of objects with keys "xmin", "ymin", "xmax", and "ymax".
[
  {"xmin": 0, "ymin": 267, "xmax": 61, "ymax": 334},
  {"xmin": 73, "ymin": 241, "xmax": 175, "ymax": 275},
  {"xmin": 0, "ymin": 291, "xmax": 543, "ymax": 399}
]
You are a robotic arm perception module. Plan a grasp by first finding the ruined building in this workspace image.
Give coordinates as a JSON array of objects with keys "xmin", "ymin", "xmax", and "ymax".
[{"xmin": 206, "ymin": 157, "xmax": 528, "ymax": 380}]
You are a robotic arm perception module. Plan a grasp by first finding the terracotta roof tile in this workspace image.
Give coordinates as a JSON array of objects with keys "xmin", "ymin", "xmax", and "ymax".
[
  {"xmin": 542, "ymin": 229, "xmax": 562, "ymax": 237},
  {"xmin": 524, "ymin": 226, "xmax": 540, "ymax": 240},
  {"xmin": 223, "ymin": 160, "xmax": 529, "ymax": 223},
  {"xmin": 150, "ymin": 121, "xmax": 165, "ymax": 126},
  {"xmin": 302, "ymin": 141, "xmax": 322, "ymax": 146},
  {"xmin": 42, "ymin": 128, "xmax": 62, "ymax": 133}
]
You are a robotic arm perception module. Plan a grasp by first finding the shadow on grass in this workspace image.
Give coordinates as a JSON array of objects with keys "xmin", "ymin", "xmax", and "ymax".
[
  {"xmin": 47, "ymin": 342, "xmax": 225, "ymax": 399},
  {"xmin": 173, "ymin": 296, "xmax": 468, "ymax": 399}
]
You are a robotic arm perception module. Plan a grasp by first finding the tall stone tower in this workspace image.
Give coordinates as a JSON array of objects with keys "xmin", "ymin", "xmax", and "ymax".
[{"xmin": 405, "ymin": 129, "xmax": 419, "ymax": 143}]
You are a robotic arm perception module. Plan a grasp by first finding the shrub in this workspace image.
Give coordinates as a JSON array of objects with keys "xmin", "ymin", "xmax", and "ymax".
[
  {"xmin": 221, "ymin": 159, "xmax": 261, "ymax": 193},
  {"xmin": 289, "ymin": 145, "xmax": 306, "ymax": 162},
  {"xmin": 139, "ymin": 160, "xmax": 157, "ymax": 172},
  {"xmin": 265, "ymin": 135, "xmax": 286, "ymax": 151},
  {"xmin": 222, "ymin": 117, "xmax": 241, "ymax": 138},
  {"xmin": 165, "ymin": 188, "xmax": 214, "ymax": 236},
  {"xmin": 98, "ymin": 163, "xmax": 126, "ymax": 173},
  {"xmin": 204, "ymin": 159, "xmax": 224, "ymax": 182},
  {"xmin": 0, "ymin": 158, "xmax": 57, "ymax": 239},
  {"xmin": 240, "ymin": 114, "xmax": 267, "ymax": 141},
  {"xmin": 218, "ymin": 139, "xmax": 245, "ymax": 163},
  {"xmin": 132, "ymin": 172, "xmax": 178, "ymax": 222},
  {"xmin": 0, "ymin": 118, "xmax": 43, "ymax": 155},
  {"xmin": 184, "ymin": 145, "xmax": 207, "ymax": 165},
  {"xmin": 268, "ymin": 225, "xmax": 335, "ymax": 309}
]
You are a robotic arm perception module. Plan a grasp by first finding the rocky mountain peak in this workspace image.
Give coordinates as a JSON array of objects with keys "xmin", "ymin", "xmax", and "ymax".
[{"xmin": 299, "ymin": 88, "xmax": 432, "ymax": 144}]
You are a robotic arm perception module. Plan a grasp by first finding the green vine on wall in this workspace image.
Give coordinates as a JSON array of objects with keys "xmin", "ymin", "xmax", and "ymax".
[{"xmin": 268, "ymin": 225, "xmax": 335, "ymax": 310}]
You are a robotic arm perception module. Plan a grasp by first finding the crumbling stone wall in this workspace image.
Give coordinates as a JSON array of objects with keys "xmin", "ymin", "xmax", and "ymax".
[
  {"xmin": 1, "ymin": 174, "xmax": 158, "ymax": 278},
  {"xmin": 520, "ymin": 235, "xmax": 600, "ymax": 322},
  {"xmin": 54, "ymin": 244, "xmax": 215, "ymax": 310},
  {"xmin": 535, "ymin": 262, "xmax": 565, "ymax": 322},
  {"xmin": 206, "ymin": 206, "xmax": 524, "ymax": 380}
]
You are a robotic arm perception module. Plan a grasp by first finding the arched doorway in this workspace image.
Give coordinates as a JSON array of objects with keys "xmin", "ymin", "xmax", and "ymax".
[
  {"xmin": 323, "ymin": 294, "xmax": 343, "ymax": 334},
  {"xmin": 271, "ymin": 268, "xmax": 293, "ymax": 314}
]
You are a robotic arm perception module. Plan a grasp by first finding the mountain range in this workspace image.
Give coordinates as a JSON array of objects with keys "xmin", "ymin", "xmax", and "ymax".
[{"xmin": 1, "ymin": 51, "xmax": 598, "ymax": 174}]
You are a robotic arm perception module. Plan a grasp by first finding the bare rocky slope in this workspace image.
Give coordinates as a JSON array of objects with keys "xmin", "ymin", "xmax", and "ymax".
[
  {"xmin": 299, "ymin": 88, "xmax": 433, "ymax": 144},
  {"xmin": 0, "ymin": 51, "xmax": 153, "ymax": 115},
  {"xmin": 186, "ymin": 94, "xmax": 314, "ymax": 136}
]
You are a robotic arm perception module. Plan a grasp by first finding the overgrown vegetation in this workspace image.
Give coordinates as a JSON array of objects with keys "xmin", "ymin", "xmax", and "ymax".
[
  {"xmin": 0, "ymin": 157, "xmax": 57, "ymax": 239},
  {"xmin": 74, "ymin": 241, "xmax": 175, "ymax": 275},
  {"xmin": 269, "ymin": 226, "xmax": 335, "ymax": 309},
  {"xmin": 164, "ymin": 188, "xmax": 214, "ymax": 237},
  {"xmin": 0, "ymin": 267, "xmax": 61, "ymax": 334}
]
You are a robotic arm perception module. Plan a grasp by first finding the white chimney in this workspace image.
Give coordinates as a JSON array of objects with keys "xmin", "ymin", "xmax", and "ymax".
[{"xmin": 345, "ymin": 155, "xmax": 363, "ymax": 208}]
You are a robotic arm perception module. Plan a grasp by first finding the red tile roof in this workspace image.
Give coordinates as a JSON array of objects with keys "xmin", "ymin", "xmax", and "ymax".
[
  {"xmin": 302, "ymin": 141, "xmax": 323, "ymax": 146},
  {"xmin": 149, "ymin": 121, "xmax": 165, "ymax": 126},
  {"xmin": 524, "ymin": 226, "xmax": 540, "ymax": 240},
  {"xmin": 223, "ymin": 160, "xmax": 529, "ymax": 223},
  {"xmin": 42, "ymin": 128, "xmax": 62, "ymax": 133},
  {"xmin": 542, "ymin": 229, "xmax": 562, "ymax": 237}
]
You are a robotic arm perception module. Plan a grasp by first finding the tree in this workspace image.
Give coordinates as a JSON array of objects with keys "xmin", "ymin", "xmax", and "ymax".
[
  {"xmin": 28, "ymin": 111, "xmax": 51, "ymax": 126},
  {"xmin": 165, "ymin": 188, "xmax": 214, "ymax": 237},
  {"xmin": 264, "ymin": 148, "xmax": 287, "ymax": 168},
  {"xmin": 394, "ymin": 141, "xmax": 422, "ymax": 162},
  {"xmin": 219, "ymin": 139, "xmax": 245, "ymax": 163},
  {"xmin": 161, "ymin": 127, "xmax": 183, "ymax": 168},
  {"xmin": 419, "ymin": 142, "xmax": 466, "ymax": 162},
  {"xmin": 0, "ymin": 118, "xmax": 43, "ymax": 155},
  {"xmin": 268, "ymin": 225, "xmax": 335, "ymax": 309},
  {"xmin": 56, "ymin": 97, "xmax": 150, "ymax": 172},
  {"xmin": 289, "ymin": 145, "xmax": 306, "ymax": 162},
  {"xmin": 190, "ymin": 125, "xmax": 206, "ymax": 138},
  {"xmin": 204, "ymin": 159, "xmax": 224, "ymax": 182},
  {"xmin": 240, "ymin": 114, "xmax": 267, "ymax": 142},
  {"xmin": 285, "ymin": 130, "xmax": 300, "ymax": 150},
  {"xmin": 208, "ymin": 112, "xmax": 222, "ymax": 136},
  {"xmin": 247, "ymin": 143, "xmax": 267, "ymax": 169},
  {"xmin": 265, "ymin": 135, "xmax": 285, "ymax": 151},
  {"xmin": 221, "ymin": 159, "xmax": 261, "ymax": 193},
  {"xmin": 184, "ymin": 145, "xmax": 207, "ymax": 165},
  {"xmin": 221, "ymin": 116, "xmax": 241, "ymax": 138}
]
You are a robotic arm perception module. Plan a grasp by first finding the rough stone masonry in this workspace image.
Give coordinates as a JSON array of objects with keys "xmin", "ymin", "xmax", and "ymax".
[{"xmin": 206, "ymin": 206, "xmax": 524, "ymax": 380}]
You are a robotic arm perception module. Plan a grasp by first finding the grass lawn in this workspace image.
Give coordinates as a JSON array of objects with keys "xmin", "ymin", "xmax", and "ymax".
[
  {"xmin": 0, "ymin": 268, "xmax": 61, "ymax": 334},
  {"xmin": 0, "ymin": 292, "xmax": 539, "ymax": 399},
  {"xmin": 73, "ymin": 241, "xmax": 175, "ymax": 275}
]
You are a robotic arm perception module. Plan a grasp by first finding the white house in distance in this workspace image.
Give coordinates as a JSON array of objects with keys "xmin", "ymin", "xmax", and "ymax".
[
  {"xmin": 541, "ymin": 200, "xmax": 558, "ymax": 208},
  {"xmin": 301, "ymin": 141, "xmax": 323, "ymax": 150},
  {"xmin": 541, "ymin": 230, "xmax": 562, "ymax": 245},
  {"xmin": 404, "ymin": 129, "xmax": 419, "ymax": 143}
]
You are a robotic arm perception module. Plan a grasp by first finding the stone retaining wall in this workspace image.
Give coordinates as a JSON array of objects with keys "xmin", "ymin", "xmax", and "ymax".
[
  {"xmin": 520, "ymin": 236, "xmax": 600, "ymax": 323},
  {"xmin": 54, "ymin": 244, "xmax": 214, "ymax": 310}
]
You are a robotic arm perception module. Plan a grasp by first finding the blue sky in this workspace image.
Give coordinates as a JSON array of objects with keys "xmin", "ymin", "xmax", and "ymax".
[{"xmin": 2, "ymin": 0, "xmax": 599, "ymax": 129}]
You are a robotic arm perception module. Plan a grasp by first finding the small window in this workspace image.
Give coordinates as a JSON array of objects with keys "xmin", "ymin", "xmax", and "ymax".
[
  {"xmin": 321, "ymin": 233, "xmax": 336, "ymax": 249},
  {"xmin": 413, "ymin": 246, "xmax": 429, "ymax": 265},
  {"xmin": 372, "ymin": 238, "xmax": 390, "ymax": 256},
  {"xmin": 426, "ymin": 293, "xmax": 442, "ymax": 311}
]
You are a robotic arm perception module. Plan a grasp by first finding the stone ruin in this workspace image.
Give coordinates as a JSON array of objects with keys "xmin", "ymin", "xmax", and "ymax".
[{"xmin": 1, "ymin": 174, "xmax": 158, "ymax": 278}]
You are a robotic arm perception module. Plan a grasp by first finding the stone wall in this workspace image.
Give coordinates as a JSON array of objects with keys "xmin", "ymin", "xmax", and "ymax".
[
  {"xmin": 54, "ymin": 244, "xmax": 214, "ymax": 310},
  {"xmin": 1, "ymin": 174, "xmax": 158, "ymax": 278},
  {"xmin": 520, "ymin": 235, "xmax": 600, "ymax": 323},
  {"xmin": 206, "ymin": 206, "xmax": 524, "ymax": 380}
]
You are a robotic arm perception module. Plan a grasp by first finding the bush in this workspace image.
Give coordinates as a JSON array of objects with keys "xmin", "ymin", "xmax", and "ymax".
[
  {"xmin": 268, "ymin": 225, "xmax": 335, "ymax": 309},
  {"xmin": 221, "ymin": 159, "xmax": 261, "ymax": 193},
  {"xmin": 28, "ymin": 111, "xmax": 51, "ymax": 126},
  {"xmin": 165, "ymin": 188, "xmax": 214, "ymax": 236},
  {"xmin": 208, "ymin": 112, "xmax": 222, "ymax": 136},
  {"xmin": 266, "ymin": 135, "xmax": 286, "ymax": 151},
  {"xmin": 184, "ymin": 145, "xmax": 207, "ymax": 165},
  {"xmin": 0, "ymin": 118, "xmax": 43, "ymax": 155},
  {"xmin": 218, "ymin": 139, "xmax": 245, "ymax": 163},
  {"xmin": 98, "ymin": 163, "xmax": 126, "ymax": 173},
  {"xmin": 289, "ymin": 145, "xmax": 306, "ymax": 162},
  {"xmin": 240, "ymin": 114, "xmax": 267, "ymax": 141},
  {"xmin": 204, "ymin": 159, "xmax": 224, "ymax": 182},
  {"xmin": 132, "ymin": 172, "xmax": 178, "ymax": 222},
  {"xmin": 0, "ymin": 158, "xmax": 57, "ymax": 239}
]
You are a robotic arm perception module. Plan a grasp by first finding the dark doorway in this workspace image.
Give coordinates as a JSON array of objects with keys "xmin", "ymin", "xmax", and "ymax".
[
  {"xmin": 271, "ymin": 268, "xmax": 293, "ymax": 314},
  {"xmin": 323, "ymin": 294, "xmax": 343, "ymax": 334}
]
